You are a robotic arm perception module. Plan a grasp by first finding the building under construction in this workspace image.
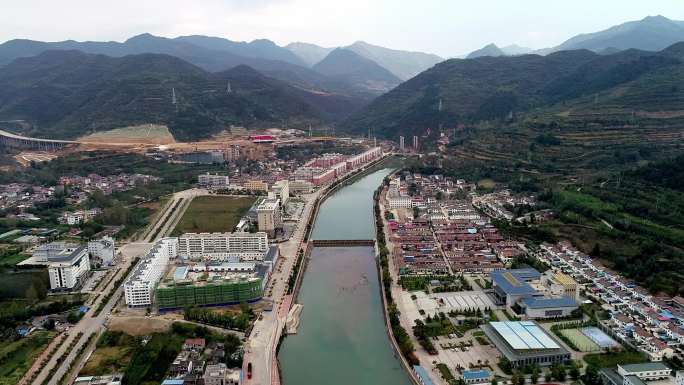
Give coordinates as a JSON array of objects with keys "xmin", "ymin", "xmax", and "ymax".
[{"xmin": 156, "ymin": 275, "xmax": 263, "ymax": 309}]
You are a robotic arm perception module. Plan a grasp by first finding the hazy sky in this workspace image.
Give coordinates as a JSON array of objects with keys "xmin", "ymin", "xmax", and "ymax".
[{"xmin": 2, "ymin": 0, "xmax": 684, "ymax": 57}]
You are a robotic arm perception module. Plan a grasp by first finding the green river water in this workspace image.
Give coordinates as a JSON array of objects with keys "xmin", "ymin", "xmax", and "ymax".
[{"xmin": 278, "ymin": 168, "xmax": 412, "ymax": 385}]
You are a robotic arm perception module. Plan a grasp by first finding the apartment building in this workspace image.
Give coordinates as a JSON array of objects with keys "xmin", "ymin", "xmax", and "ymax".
[
  {"xmin": 198, "ymin": 173, "xmax": 230, "ymax": 188},
  {"xmin": 257, "ymin": 199, "xmax": 281, "ymax": 237},
  {"xmin": 88, "ymin": 236, "xmax": 115, "ymax": 266},
  {"xmin": 272, "ymin": 180, "xmax": 289, "ymax": 205},
  {"xmin": 124, "ymin": 238, "xmax": 178, "ymax": 307},
  {"xmin": 177, "ymin": 232, "xmax": 269, "ymax": 260}
]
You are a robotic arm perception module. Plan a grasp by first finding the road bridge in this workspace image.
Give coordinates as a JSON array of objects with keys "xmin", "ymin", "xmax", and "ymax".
[
  {"xmin": 311, "ymin": 239, "xmax": 375, "ymax": 247},
  {"xmin": 0, "ymin": 129, "xmax": 76, "ymax": 151}
]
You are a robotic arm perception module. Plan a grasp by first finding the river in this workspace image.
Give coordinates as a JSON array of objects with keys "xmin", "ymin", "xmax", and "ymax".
[{"xmin": 278, "ymin": 167, "xmax": 412, "ymax": 385}]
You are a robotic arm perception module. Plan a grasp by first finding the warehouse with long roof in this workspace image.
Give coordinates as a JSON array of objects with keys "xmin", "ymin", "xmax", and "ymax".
[{"xmin": 482, "ymin": 321, "xmax": 571, "ymax": 368}]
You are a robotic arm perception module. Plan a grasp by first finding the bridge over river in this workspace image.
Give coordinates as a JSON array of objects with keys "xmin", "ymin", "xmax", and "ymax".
[{"xmin": 311, "ymin": 239, "xmax": 375, "ymax": 247}]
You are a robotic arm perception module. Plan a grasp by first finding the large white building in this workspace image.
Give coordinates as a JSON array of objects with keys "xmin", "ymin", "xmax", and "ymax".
[
  {"xmin": 124, "ymin": 238, "xmax": 178, "ymax": 307},
  {"xmin": 47, "ymin": 245, "xmax": 91, "ymax": 290},
  {"xmin": 257, "ymin": 199, "xmax": 281, "ymax": 237},
  {"xmin": 272, "ymin": 180, "xmax": 289, "ymax": 205},
  {"xmin": 177, "ymin": 232, "xmax": 269, "ymax": 260},
  {"xmin": 88, "ymin": 236, "xmax": 115, "ymax": 266},
  {"xmin": 387, "ymin": 194, "xmax": 413, "ymax": 209},
  {"xmin": 198, "ymin": 173, "xmax": 230, "ymax": 188}
]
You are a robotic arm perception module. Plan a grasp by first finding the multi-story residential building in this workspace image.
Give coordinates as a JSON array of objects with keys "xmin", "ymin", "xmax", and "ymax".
[
  {"xmin": 198, "ymin": 173, "xmax": 230, "ymax": 188},
  {"xmin": 124, "ymin": 238, "xmax": 178, "ymax": 307},
  {"xmin": 289, "ymin": 180, "xmax": 314, "ymax": 194},
  {"xmin": 257, "ymin": 199, "xmax": 281, "ymax": 237},
  {"xmin": 387, "ymin": 194, "xmax": 413, "ymax": 209},
  {"xmin": 244, "ymin": 180, "xmax": 268, "ymax": 192},
  {"xmin": 88, "ymin": 236, "xmax": 115, "ymax": 266},
  {"xmin": 272, "ymin": 180, "xmax": 289, "ymax": 205},
  {"xmin": 47, "ymin": 245, "xmax": 91, "ymax": 290},
  {"xmin": 177, "ymin": 232, "xmax": 269, "ymax": 260}
]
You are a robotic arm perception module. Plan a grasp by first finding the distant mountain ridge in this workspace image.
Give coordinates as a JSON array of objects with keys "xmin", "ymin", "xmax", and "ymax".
[
  {"xmin": 286, "ymin": 40, "xmax": 443, "ymax": 80},
  {"xmin": 550, "ymin": 15, "xmax": 684, "ymax": 53},
  {"xmin": 312, "ymin": 48, "xmax": 402, "ymax": 93},
  {"xmin": 465, "ymin": 16, "xmax": 684, "ymax": 58},
  {"xmin": 466, "ymin": 44, "xmax": 505, "ymax": 59},
  {"xmin": 0, "ymin": 50, "xmax": 367, "ymax": 141},
  {"xmin": 342, "ymin": 42, "xmax": 684, "ymax": 137}
]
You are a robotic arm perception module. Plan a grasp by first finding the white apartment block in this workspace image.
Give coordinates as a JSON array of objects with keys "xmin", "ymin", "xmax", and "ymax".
[
  {"xmin": 124, "ymin": 237, "xmax": 178, "ymax": 307},
  {"xmin": 257, "ymin": 199, "xmax": 281, "ymax": 237},
  {"xmin": 272, "ymin": 180, "xmax": 290, "ymax": 205},
  {"xmin": 177, "ymin": 232, "xmax": 269, "ymax": 260},
  {"xmin": 289, "ymin": 180, "xmax": 314, "ymax": 194},
  {"xmin": 198, "ymin": 173, "xmax": 230, "ymax": 188},
  {"xmin": 47, "ymin": 245, "xmax": 91, "ymax": 290},
  {"xmin": 387, "ymin": 194, "xmax": 413, "ymax": 209},
  {"xmin": 88, "ymin": 236, "xmax": 115, "ymax": 266}
]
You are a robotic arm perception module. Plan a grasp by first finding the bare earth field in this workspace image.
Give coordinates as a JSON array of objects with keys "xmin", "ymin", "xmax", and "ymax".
[
  {"xmin": 78, "ymin": 124, "xmax": 176, "ymax": 144},
  {"xmin": 108, "ymin": 316, "xmax": 173, "ymax": 336}
]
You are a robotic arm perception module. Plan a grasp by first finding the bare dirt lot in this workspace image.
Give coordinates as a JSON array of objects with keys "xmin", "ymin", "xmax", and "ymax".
[
  {"xmin": 78, "ymin": 124, "xmax": 176, "ymax": 145},
  {"xmin": 108, "ymin": 316, "xmax": 174, "ymax": 336}
]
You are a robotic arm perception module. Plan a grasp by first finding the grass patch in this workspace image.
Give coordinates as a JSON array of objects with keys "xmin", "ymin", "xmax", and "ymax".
[
  {"xmin": 80, "ymin": 332, "xmax": 137, "ymax": 378},
  {"xmin": 172, "ymin": 196, "xmax": 255, "ymax": 235},
  {"xmin": 437, "ymin": 363, "xmax": 457, "ymax": 384},
  {"xmin": 583, "ymin": 350, "xmax": 647, "ymax": 368},
  {"xmin": 0, "ymin": 331, "xmax": 54, "ymax": 385}
]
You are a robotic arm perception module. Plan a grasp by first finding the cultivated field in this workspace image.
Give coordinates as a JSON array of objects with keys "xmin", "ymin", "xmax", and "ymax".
[
  {"xmin": 172, "ymin": 196, "xmax": 256, "ymax": 234},
  {"xmin": 561, "ymin": 328, "xmax": 601, "ymax": 352},
  {"xmin": 78, "ymin": 124, "xmax": 176, "ymax": 144}
]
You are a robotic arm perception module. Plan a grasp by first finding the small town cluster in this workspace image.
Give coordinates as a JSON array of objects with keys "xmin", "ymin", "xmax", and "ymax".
[
  {"xmin": 380, "ymin": 171, "xmax": 684, "ymax": 385},
  {"xmin": 0, "ymin": 142, "xmax": 387, "ymax": 385}
]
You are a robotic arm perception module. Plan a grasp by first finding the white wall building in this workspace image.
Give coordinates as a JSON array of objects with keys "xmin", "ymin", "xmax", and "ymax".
[
  {"xmin": 47, "ymin": 245, "xmax": 91, "ymax": 290},
  {"xmin": 177, "ymin": 232, "xmax": 269, "ymax": 260},
  {"xmin": 88, "ymin": 236, "xmax": 115, "ymax": 266},
  {"xmin": 124, "ymin": 237, "xmax": 178, "ymax": 307},
  {"xmin": 198, "ymin": 173, "xmax": 230, "ymax": 188},
  {"xmin": 272, "ymin": 180, "xmax": 289, "ymax": 205},
  {"xmin": 257, "ymin": 199, "xmax": 281, "ymax": 237},
  {"xmin": 387, "ymin": 194, "xmax": 413, "ymax": 209}
]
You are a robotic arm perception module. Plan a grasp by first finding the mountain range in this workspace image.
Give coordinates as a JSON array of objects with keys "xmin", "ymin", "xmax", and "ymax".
[
  {"xmin": 342, "ymin": 42, "xmax": 684, "ymax": 137},
  {"xmin": 0, "ymin": 34, "xmax": 442, "ymax": 99},
  {"xmin": 0, "ymin": 50, "xmax": 367, "ymax": 141},
  {"xmin": 467, "ymin": 15, "xmax": 684, "ymax": 58}
]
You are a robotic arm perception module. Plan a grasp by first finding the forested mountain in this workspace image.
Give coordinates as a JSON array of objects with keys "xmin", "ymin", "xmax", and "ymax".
[
  {"xmin": 466, "ymin": 44, "xmax": 505, "ymax": 59},
  {"xmin": 286, "ymin": 41, "xmax": 443, "ymax": 80},
  {"xmin": 312, "ymin": 48, "xmax": 402, "ymax": 93},
  {"xmin": 344, "ymin": 41, "xmax": 443, "ymax": 80},
  {"xmin": 0, "ymin": 51, "xmax": 364, "ymax": 141},
  {"xmin": 0, "ymin": 34, "xmax": 380, "ymax": 99},
  {"xmin": 342, "ymin": 43, "xmax": 684, "ymax": 138}
]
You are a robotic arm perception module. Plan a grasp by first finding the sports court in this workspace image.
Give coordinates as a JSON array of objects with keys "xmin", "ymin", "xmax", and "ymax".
[
  {"xmin": 581, "ymin": 326, "xmax": 621, "ymax": 349},
  {"xmin": 560, "ymin": 329, "xmax": 601, "ymax": 352}
]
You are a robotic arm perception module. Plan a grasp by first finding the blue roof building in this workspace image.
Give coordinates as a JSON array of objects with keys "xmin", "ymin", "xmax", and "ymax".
[
  {"xmin": 413, "ymin": 365, "xmax": 436, "ymax": 385},
  {"xmin": 491, "ymin": 268, "xmax": 579, "ymax": 319},
  {"xmin": 462, "ymin": 369, "xmax": 491, "ymax": 384}
]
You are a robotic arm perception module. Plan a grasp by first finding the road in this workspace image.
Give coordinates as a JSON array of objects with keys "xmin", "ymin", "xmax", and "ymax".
[
  {"xmin": 143, "ymin": 188, "xmax": 209, "ymax": 242},
  {"xmin": 242, "ymin": 188, "xmax": 323, "ymax": 385},
  {"xmin": 26, "ymin": 242, "xmax": 151, "ymax": 385}
]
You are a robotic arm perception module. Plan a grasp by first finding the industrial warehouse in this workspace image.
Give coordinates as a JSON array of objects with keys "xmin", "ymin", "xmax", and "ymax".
[{"xmin": 482, "ymin": 321, "xmax": 571, "ymax": 368}]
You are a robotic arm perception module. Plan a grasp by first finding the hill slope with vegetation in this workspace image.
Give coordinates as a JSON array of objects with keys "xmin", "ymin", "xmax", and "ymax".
[{"xmin": 0, "ymin": 51, "xmax": 365, "ymax": 140}]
